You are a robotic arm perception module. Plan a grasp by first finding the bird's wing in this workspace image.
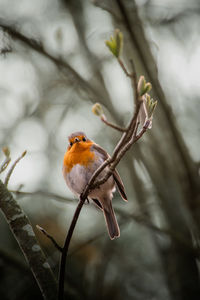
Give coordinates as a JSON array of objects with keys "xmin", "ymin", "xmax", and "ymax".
[
  {"xmin": 92, "ymin": 198, "xmax": 103, "ymax": 210},
  {"xmin": 112, "ymin": 169, "xmax": 127, "ymax": 201},
  {"xmin": 91, "ymin": 143, "xmax": 127, "ymax": 201},
  {"xmin": 90, "ymin": 143, "xmax": 109, "ymax": 160}
]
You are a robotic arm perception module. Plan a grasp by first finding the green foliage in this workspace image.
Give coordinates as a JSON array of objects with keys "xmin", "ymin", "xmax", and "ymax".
[
  {"xmin": 105, "ymin": 29, "xmax": 123, "ymax": 58},
  {"xmin": 145, "ymin": 94, "xmax": 157, "ymax": 118},
  {"xmin": 137, "ymin": 76, "xmax": 152, "ymax": 96}
]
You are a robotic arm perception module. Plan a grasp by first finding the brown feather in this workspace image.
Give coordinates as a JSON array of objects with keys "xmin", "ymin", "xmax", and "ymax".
[
  {"xmin": 92, "ymin": 198, "xmax": 103, "ymax": 210},
  {"xmin": 91, "ymin": 143, "xmax": 127, "ymax": 201},
  {"xmin": 103, "ymin": 201, "xmax": 120, "ymax": 239},
  {"xmin": 113, "ymin": 170, "xmax": 128, "ymax": 201},
  {"xmin": 90, "ymin": 143, "xmax": 109, "ymax": 160}
]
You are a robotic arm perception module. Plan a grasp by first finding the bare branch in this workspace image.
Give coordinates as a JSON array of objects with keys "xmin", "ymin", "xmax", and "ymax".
[
  {"xmin": 92, "ymin": 103, "xmax": 127, "ymax": 132},
  {"xmin": 0, "ymin": 147, "xmax": 11, "ymax": 174},
  {"xmin": 0, "ymin": 156, "xmax": 11, "ymax": 174},
  {"xmin": 118, "ymin": 58, "xmax": 132, "ymax": 77},
  {"xmin": 36, "ymin": 225, "xmax": 63, "ymax": 253},
  {"xmin": 58, "ymin": 196, "xmax": 85, "ymax": 300},
  {"xmin": 0, "ymin": 22, "xmax": 107, "ymax": 110},
  {"xmin": 4, "ymin": 151, "xmax": 27, "ymax": 187},
  {"xmin": 100, "ymin": 116, "xmax": 127, "ymax": 132},
  {"xmin": 0, "ymin": 180, "xmax": 58, "ymax": 299},
  {"xmin": 10, "ymin": 189, "xmax": 73, "ymax": 203}
]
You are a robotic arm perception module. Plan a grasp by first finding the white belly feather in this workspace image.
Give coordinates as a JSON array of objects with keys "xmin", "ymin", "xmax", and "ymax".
[{"xmin": 64, "ymin": 161, "xmax": 115, "ymax": 198}]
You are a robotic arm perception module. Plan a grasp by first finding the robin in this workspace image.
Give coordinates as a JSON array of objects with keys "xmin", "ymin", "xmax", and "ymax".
[{"xmin": 63, "ymin": 131, "xmax": 127, "ymax": 240}]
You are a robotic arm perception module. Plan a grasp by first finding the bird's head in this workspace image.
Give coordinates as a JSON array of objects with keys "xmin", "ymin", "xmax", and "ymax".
[{"xmin": 68, "ymin": 131, "xmax": 89, "ymax": 148}]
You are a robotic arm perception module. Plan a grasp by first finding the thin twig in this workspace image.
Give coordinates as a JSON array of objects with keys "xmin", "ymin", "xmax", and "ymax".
[
  {"xmin": 4, "ymin": 151, "xmax": 27, "ymax": 187},
  {"xmin": 118, "ymin": 58, "xmax": 132, "ymax": 77},
  {"xmin": 10, "ymin": 189, "xmax": 73, "ymax": 203},
  {"xmin": 91, "ymin": 120, "xmax": 148, "ymax": 190},
  {"xmin": 0, "ymin": 22, "xmax": 108, "ymax": 111},
  {"xmin": 36, "ymin": 225, "xmax": 63, "ymax": 253},
  {"xmin": 113, "ymin": 101, "xmax": 142, "ymax": 153},
  {"xmin": 0, "ymin": 147, "xmax": 11, "ymax": 174},
  {"xmin": 101, "ymin": 116, "xmax": 127, "ymax": 132},
  {"xmin": 135, "ymin": 120, "xmax": 151, "ymax": 140},
  {"xmin": 0, "ymin": 157, "xmax": 11, "ymax": 173}
]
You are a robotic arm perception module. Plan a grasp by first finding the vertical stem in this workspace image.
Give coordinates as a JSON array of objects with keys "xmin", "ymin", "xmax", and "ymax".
[{"xmin": 58, "ymin": 196, "xmax": 86, "ymax": 300}]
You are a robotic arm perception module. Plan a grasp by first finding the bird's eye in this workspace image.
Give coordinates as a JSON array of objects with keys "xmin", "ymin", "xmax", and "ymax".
[
  {"xmin": 82, "ymin": 137, "xmax": 86, "ymax": 142},
  {"xmin": 75, "ymin": 137, "xmax": 79, "ymax": 142},
  {"xmin": 70, "ymin": 141, "xmax": 73, "ymax": 146}
]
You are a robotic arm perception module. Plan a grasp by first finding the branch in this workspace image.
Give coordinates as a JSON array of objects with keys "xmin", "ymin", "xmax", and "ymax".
[
  {"xmin": 100, "ymin": 116, "xmax": 127, "ymax": 132},
  {"xmin": 0, "ymin": 156, "xmax": 11, "ymax": 173},
  {"xmin": 0, "ymin": 147, "xmax": 11, "ymax": 174},
  {"xmin": 10, "ymin": 189, "xmax": 73, "ymax": 203},
  {"xmin": 118, "ymin": 58, "xmax": 132, "ymax": 77},
  {"xmin": 92, "ymin": 103, "xmax": 127, "ymax": 132},
  {"xmin": 0, "ymin": 23, "xmax": 84, "ymax": 83},
  {"xmin": 1, "ymin": 22, "xmax": 131, "ymax": 142},
  {"xmin": 0, "ymin": 22, "xmax": 107, "ymax": 110},
  {"xmin": 58, "ymin": 196, "xmax": 86, "ymax": 300},
  {"xmin": 91, "ymin": 119, "xmax": 149, "ymax": 191},
  {"xmin": 36, "ymin": 225, "xmax": 63, "ymax": 253},
  {"xmin": 0, "ymin": 180, "xmax": 58, "ymax": 299},
  {"xmin": 4, "ymin": 150, "xmax": 27, "ymax": 187}
]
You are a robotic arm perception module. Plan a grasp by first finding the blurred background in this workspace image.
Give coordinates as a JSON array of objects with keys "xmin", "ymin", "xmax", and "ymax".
[{"xmin": 0, "ymin": 0, "xmax": 200, "ymax": 299}]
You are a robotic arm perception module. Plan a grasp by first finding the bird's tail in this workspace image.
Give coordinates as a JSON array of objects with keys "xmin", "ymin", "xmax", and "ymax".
[{"xmin": 103, "ymin": 201, "xmax": 120, "ymax": 240}]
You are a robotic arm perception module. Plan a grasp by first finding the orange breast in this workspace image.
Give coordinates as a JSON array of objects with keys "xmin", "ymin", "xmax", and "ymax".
[{"xmin": 63, "ymin": 141, "xmax": 95, "ymax": 173}]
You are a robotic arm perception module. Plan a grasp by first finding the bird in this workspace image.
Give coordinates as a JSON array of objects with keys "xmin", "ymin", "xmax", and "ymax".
[{"xmin": 63, "ymin": 131, "xmax": 127, "ymax": 240}]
